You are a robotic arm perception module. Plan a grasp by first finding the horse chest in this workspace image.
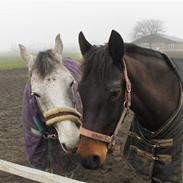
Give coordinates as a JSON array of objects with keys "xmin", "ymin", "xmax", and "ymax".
[{"xmin": 124, "ymin": 103, "xmax": 183, "ymax": 183}]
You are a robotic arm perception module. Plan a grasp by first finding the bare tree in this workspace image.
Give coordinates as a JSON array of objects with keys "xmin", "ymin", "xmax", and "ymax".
[{"xmin": 132, "ymin": 19, "xmax": 166, "ymax": 40}]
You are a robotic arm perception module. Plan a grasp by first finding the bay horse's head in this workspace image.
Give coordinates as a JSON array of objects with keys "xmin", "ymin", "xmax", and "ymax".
[
  {"xmin": 77, "ymin": 30, "xmax": 126, "ymax": 169},
  {"xmin": 19, "ymin": 35, "xmax": 81, "ymax": 153}
]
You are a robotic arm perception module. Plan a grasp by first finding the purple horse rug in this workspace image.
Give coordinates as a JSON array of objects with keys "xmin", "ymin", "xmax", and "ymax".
[{"xmin": 22, "ymin": 58, "xmax": 81, "ymax": 173}]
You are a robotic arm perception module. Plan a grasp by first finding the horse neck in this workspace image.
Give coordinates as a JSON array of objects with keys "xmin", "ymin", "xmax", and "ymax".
[{"xmin": 124, "ymin": 53, "xmax": 180, "ymax": 131}]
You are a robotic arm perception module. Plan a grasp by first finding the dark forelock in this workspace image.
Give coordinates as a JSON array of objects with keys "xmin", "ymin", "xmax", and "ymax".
[{"xmin": 82, "ymin": 45, "xmax": 114, "ymax": 80}]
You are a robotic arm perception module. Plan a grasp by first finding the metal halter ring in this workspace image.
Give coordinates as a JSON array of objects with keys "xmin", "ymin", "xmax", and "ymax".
[{"xmin": 43, "ymin": 132, "xmax": 58, "ymax": 140}]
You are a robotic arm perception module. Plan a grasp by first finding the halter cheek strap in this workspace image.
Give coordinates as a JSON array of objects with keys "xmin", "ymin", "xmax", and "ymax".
[
  {"xmin": 124, "ymin": 59, "xmax": 131, "ymax": 109},
  {"xmin": 80, "ymin": 59, "xmax": 132, "ymax": 150}
]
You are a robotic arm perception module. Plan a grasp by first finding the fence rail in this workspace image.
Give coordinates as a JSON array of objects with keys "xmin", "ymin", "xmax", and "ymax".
[{"xmin": 0, "ymin": 159, "xmax": 85, "ymax": 183}]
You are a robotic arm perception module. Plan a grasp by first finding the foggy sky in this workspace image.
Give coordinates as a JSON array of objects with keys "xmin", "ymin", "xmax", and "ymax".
[{"xmin": 0, "ymin": 0, "xmax": 183, "ymax": 52}]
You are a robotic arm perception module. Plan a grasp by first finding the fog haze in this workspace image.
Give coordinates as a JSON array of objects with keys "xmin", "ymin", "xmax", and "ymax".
[{"xmin": 0, "ymin": 0, "xmax": 183, "ymax": 52}]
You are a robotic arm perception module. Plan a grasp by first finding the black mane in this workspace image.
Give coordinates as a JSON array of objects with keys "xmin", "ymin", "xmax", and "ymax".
[
  {"xmin": 125, "ymin": 43, "xmax": 163, "ymax": 59},
  {"xmin": 82, "ymin": 43, "xmax": 163, "ymax": 81},
  {"xmin": 33, "ymin": 49, "xmax": 60, "ymax": 78}
]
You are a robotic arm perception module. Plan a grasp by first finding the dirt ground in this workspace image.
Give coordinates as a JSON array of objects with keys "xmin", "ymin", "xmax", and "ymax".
[{"xmin": 0, "ymin": 68, "xmax": 147, "ymax": 183}]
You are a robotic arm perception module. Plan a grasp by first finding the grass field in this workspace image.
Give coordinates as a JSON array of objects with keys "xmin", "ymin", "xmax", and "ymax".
[
  {"xmin": 0, "ymin": 50, "xmax": 182, "ymax": 70},
  {"xmin": 0, "ymin": 55, "xmax": 25, "ymax": 70},
  {"xmin": 0, "ymin": 52, "xmax": 81, "ymax": 70}
]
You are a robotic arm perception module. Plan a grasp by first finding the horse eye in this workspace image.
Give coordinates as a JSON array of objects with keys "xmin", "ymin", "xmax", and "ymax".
[
  {"xmin": 110, "ymin": 90, "xmax": 120, "ymax": 101},
  {"xmin": 70, "ymin": 80, "xmax": 74, "ymax": 87},
  {"xmin": 31, "ymin": 92, "xmax": 41, "ymax": 98}
]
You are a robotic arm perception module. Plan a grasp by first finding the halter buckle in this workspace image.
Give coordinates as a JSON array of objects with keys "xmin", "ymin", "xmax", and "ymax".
[
  {"xmin": 108, "ymin": 135, "xmax": 116, "ymax": 151},
  {"xmin": 43, "ymin": 132, "xmax": 58, "ymax": 140}
]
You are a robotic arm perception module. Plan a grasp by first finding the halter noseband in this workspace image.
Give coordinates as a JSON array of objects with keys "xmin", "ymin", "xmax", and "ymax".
[
  {"xmin": 80, "ymin": 59, "xmax": 132, "ymax": 150},
  {"xmin": 44, "ymin": 107, "xmax": 82, "ymax": 126}
]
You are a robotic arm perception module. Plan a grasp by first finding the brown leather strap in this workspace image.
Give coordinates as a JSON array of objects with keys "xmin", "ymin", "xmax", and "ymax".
[
  {"xmin": 130, "ymin": 145, "xmax": 172, "ymax": 162},
  {"xmin": 80, "ymin": 127, "xmax": 112, "ymax": 143},
  {"xmin": 124, "ymin": 58, "xmax": 131, "ymax": 109}
]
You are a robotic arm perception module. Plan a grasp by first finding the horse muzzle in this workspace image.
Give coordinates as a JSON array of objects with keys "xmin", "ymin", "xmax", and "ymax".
[{"xmin": 77, "ymin": 136, "xmax": 108, "ymax": 169}]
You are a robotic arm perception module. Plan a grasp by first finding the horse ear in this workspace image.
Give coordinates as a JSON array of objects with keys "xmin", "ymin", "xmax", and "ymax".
[
  {"xmin": 108, "ymin": 30, "xmax": 124, "ymax": 70},
  {"xmin": 78, "ymin": 31, "xmax": 92, "ymax": 56},
  {"xmin": 18, "ymin": 44, "xmax": 34, "ymax": 71},
  {"xmin": 54, "ymin": 34, "xmax": 63, "ymax": 55}
]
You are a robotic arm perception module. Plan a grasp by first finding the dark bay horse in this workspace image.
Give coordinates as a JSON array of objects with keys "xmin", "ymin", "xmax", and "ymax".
[{"xmin": 77, "ymin": 30, "xmax": 183, "ymax": 183}]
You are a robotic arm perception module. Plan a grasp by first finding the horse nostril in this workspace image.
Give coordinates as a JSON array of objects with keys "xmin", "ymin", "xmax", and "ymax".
[
  {"xmin": 91, "ymin": 155, "xmax": 100, "ymax": 165},
  {"xmin": 80, "ymin": 155, "xmax": 101, "ymax": 169}
]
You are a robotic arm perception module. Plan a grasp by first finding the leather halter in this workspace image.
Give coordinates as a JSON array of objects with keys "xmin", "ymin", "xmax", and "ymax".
[{"xmin": 80, "ymin": 59, "xmax": 132, "ymax": 149}]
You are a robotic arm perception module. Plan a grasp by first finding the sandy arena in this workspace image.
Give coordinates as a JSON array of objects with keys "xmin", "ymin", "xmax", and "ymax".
[{"xmin": 0, "ymin": 68, "xmax": 147, "ymax": 183}]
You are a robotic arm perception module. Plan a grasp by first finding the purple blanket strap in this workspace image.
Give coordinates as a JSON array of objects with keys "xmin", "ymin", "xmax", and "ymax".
[{"xmin": 22, "ymin": 58, "xmax": 81, "ymax": 172}]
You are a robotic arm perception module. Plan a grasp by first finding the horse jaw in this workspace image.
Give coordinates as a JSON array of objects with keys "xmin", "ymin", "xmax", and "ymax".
[{"xmin": 54, "ymin": 121, "xmax": 80, "ymax": 152}]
